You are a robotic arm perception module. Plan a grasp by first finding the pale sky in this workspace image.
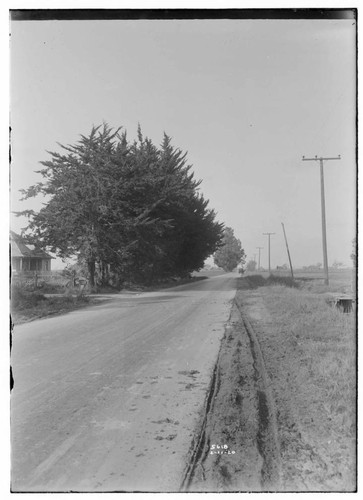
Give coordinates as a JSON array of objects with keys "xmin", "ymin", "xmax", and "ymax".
[{"xmin": 10, "ymin": 15, "xmax": 356, "ymax": 268}]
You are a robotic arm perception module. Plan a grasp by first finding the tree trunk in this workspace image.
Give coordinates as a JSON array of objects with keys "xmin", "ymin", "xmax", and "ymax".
[
  {"xmin": 100, "ymin": 261, "xmax": 110, "ymax": 286},
  {"xmin": 88, "ymin": 260, "xmax": 96, "ymax": 290}
]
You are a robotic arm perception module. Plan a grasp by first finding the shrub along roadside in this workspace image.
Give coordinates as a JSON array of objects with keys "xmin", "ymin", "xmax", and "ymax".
[
  {"xmin": 243, "ymin": 273, "xmax": 298, "ymax": 289},
  {"xmin": 11, "ymin": 288, "xmax": 90, "ymax": 324}
]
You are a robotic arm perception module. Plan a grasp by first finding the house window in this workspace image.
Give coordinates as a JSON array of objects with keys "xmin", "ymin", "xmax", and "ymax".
[
  {"xmin": 29, "ymin": 259, "xmax": 42, "ymax": 271},
  {"xmin": 12, "ymin": 258, "xmax": 21, "ymax": 271}
]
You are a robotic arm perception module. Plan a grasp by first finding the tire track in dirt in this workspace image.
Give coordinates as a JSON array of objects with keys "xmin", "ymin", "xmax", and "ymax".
[
  {"xmin": 179, "ymin": 320, "xmax": 225, "ymax": 491},
  {"xmin": 236, "ymin": 302, "xmax": 282, "ymax": 490},
  {"xmin": 180, "ymin": 299, "xmax": 281, "ymax": 492}
]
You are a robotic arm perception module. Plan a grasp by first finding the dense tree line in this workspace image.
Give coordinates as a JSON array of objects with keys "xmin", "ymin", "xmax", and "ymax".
[{"xmin": 17, "ymin": 124, "xmax": 224, "ymax": 288}]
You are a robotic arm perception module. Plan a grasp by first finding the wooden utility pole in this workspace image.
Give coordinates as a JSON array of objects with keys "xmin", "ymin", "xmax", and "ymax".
[
  {"xmin": 256, "ymin": 247, "xmax": 263, "ymax": 270},
  {"xmin": 263, "ymin": 232, "xmax": 275, "ymax": 274},
  {"xmin": 281, "ymin": 222, "xmax": 294, "ymax": 281},
  {"xmin": 302, "ymin": 155, "xmax": 341, "ymax": 285}
]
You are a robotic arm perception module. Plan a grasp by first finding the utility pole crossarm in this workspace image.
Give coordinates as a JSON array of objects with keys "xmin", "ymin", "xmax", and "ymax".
[{"xmin": 302, "ymin": 155, "xmax": 341, "ymax": 162}]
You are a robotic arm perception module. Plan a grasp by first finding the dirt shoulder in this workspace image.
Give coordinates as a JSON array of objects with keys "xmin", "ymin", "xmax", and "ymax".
[
  {"xmin": 188, "ymin": 276, "xmax": 356, "ymax": 492},
  {"xmin": 184, "ymin": 301, "xmax": 265, "ymax": 492}
]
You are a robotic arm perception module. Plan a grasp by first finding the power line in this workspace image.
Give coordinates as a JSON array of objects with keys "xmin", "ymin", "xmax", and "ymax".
[{"xmin": 301, "ymin": 154, "xmax": 341, "ymax": 285}]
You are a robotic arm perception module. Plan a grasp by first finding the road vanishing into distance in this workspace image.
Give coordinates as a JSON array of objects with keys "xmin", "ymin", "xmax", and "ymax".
[{"xmin": 11, "ymin": 273, "xmax": 238, "ymax": 492}]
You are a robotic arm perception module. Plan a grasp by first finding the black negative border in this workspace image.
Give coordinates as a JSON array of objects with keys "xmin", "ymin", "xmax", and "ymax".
[{"xmin": 10, "ymin": 8, "xmax": 357, "ymax": 22}]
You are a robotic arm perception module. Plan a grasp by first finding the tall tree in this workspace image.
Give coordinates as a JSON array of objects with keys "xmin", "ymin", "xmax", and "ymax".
[
  {"xmin": 213, "ymin": 227, "xmax": 246, "ymax": 272},
  {"xmin": 17, "ymin": 125, "xmax": 138, "ymax": 287},
  {"xmin": 16, "ymin": 124, "xmax": 224, "ymax": 287},
  {"xmin": 246, "ymin": 259, "xmax": 257, "ymax": 272}
]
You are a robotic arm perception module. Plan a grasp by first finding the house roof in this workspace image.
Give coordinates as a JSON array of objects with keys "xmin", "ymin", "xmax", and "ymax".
[{"xmin": 10, "ymin": 231, "xmax": 53, "ymax": 259}]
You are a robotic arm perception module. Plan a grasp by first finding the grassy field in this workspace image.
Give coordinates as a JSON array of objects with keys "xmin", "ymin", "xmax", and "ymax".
[{"xmin": 267, "ymin": 268, "xmax": 355, "ymax": 294}]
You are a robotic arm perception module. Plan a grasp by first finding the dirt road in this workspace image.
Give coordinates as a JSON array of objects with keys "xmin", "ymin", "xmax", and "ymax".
[{"xmin": 11, "ymin": 273, "xmax": 237, "ymax": 492}]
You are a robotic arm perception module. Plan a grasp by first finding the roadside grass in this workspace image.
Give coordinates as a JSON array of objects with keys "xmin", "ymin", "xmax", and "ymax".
[
  {"xmin": 236, "ymin": 274, "xmax": 356, "ymax": 489},
  {"xmin": 264, "ymin": 285, "xmax": 356, "ymax": 440},
  {"xmin": 197, "ymin": 272, "xmax": 355, "ymax": 491},
  {"xmin": 11, "ymin": 287, "xmax": 91, "ymax": 324}
]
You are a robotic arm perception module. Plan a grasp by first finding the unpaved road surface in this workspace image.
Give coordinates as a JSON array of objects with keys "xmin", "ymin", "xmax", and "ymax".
[{"xmin": 11, "ymin": 273, "xmax": 237, "ymax": 492}]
